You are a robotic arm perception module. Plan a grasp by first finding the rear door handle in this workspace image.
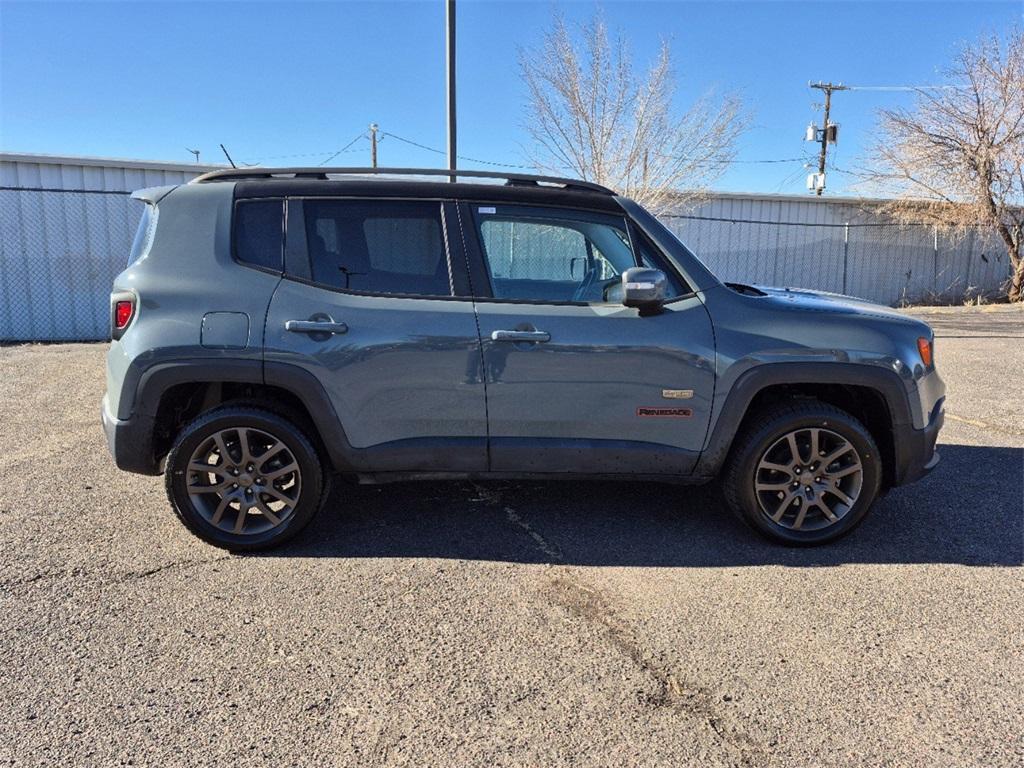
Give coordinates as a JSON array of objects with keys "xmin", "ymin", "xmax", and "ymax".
[
  {"xmin": 490, "ymin": 329, "xmax": 550, "ymax": 343},
  {"xmin": 284, "ymin": 319, "xmax": 349, "ymax": 335}
]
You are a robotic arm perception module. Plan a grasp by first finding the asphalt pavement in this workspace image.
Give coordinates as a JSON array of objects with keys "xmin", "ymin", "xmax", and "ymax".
[{"xmin": 1, "ymin": 305, "xmax": 1021, "ymax": 767}]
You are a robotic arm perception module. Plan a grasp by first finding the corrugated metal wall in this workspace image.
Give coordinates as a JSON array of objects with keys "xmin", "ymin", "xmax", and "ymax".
[
  {"xmin": 0, "ymin": 155, "xmax": 1014, "ymax": 341},
  {"xmin": 665, "ymin": 194, "xmax": 1009, "ymax": 306},
  {"xmin": 0, "ymin": 154, "xmax": 215, "ymax": 341}
]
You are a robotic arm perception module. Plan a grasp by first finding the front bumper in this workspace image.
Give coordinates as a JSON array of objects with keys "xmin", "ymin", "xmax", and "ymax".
[
  {"xmin": 892, "ymin": 397, "xmax": 944, "ymax": 486},
  {"xmin": 101, "ymin": 394, "xmax": 161, "ymax": 475}
]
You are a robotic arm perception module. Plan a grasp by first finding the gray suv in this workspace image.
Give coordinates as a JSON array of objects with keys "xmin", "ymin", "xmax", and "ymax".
[{"xmin": 101, "ymin": 167, "xmax": 945, "ymax": 551}]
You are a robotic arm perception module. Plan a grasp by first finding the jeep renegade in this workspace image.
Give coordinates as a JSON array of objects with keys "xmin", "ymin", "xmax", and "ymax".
[{"xmin": 101, "ymin": 167, "xmax": 945, "ymax": 550}]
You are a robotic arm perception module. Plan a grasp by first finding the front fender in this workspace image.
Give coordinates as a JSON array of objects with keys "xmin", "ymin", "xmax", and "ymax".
[{"xmin": 694, "ymin": 360, "xmax": 916, "ymax": 478}]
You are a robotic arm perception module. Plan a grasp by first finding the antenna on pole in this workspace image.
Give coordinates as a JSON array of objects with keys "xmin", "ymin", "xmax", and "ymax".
[
  {"xmin": 185, "ymin": 147, "xmax": 201, "ymax": 164},
  {"xmin": 219, "ymin": 144, "xmax": 237, "ymax": 169},
  {"xmin": 445, "ymin": 0, "xmax": 457, "ymax": 182}
]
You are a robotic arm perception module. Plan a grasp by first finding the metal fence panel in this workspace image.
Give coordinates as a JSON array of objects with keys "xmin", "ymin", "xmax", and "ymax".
[
  {"xmin": 0, "ymin": 187, "xmax": 1014, "ymax": 342},
  {"xmin": 667, "ymin": 213, "xmax": 1010, "ymax": 306},
  {"xmin": 0, "ymin": 188, "xmax": 137, "ymax": 341}
]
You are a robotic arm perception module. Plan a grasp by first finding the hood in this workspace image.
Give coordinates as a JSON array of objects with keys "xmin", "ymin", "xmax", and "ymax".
[{"xmin": 744, "ymin": 284, "xmax": 913, "ymax": 323}]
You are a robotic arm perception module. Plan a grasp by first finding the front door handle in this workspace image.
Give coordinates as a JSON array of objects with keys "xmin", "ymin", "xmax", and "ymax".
[
  {"xmin": 491, "ymin": 329, "xmax": 550, "ymax": 343},
  {"xmin": 285, "ymin": 319, "xmax": 349, "ymax": 335}
]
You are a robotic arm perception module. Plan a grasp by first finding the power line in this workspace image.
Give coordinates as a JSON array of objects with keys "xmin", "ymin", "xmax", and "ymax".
[
  {"xmin": 383, "ymin": 131, "xmax": 813, "ymax": 169},
  {"xmin": 702, "ymin": 157, "xmax": 811, "ymax": 165},
  {"xmin": 381, "ymin": 131, "xmax": 534, "ymax": 168},
  {"xmin": 844, "ymin": 84, "xmax": 964, "ymax": 92},
  {"xmin": 235, "ymin": 129, "xmax": 817, "ymax": 173},
  {"xmin": 318, "ymin": 131, "xmax": 371, "ymax": 166},
  {"xmin": 249, "ymin": 147, "xmax": 366, "ymax": 162}
]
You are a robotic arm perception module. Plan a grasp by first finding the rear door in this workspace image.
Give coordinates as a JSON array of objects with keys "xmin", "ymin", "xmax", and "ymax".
[
  {"xmin": 263, "ymin": 197, "xmax": 487, "ymax": 472},
  {"xmin": 461, "ymin": 202, "xmax": 716, "ymax": 476}
]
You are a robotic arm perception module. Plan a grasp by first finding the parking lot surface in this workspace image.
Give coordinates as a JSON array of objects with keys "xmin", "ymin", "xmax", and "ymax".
[{"xmin": 1, "ymin": 305, "xmax": 1021, "ymax": 767}]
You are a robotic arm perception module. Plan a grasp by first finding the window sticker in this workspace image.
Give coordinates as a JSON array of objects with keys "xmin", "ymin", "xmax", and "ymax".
[{"xmin": 478, "ymin": 206, "xmax": 497, "ymax": 214}]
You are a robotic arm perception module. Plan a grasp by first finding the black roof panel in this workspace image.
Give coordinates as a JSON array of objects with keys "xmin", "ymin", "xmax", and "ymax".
[{"xmin": 231, "ymin": 178, "xmax": 626, "ymax": 213}]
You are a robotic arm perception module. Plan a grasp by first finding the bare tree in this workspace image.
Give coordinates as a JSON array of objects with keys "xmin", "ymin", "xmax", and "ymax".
[
  {"xmin": 864, "ymin": 29, "xmax": 1024, "ymax": 302},
  {"xmin": 519, "ymin": 12, "xmax": 746, "ymax": 215}
]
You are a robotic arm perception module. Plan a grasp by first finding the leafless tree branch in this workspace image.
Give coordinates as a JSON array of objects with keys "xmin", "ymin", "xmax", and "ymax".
[
  {"xmin": 519, "ymin": 10, "xmax": 749, "ymax": 215},
  {"xmin": 860, "ymin": 28, "xmax": 1024, "ymax": 301}
]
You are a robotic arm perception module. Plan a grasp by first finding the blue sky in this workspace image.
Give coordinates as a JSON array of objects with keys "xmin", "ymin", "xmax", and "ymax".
[{"xmin": 1, "ymin": 0, "xmax": 1019, "ymax": 194}]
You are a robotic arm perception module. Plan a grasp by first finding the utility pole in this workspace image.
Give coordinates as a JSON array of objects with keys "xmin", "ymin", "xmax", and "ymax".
[
  {"xmin": 369, "ymin": 123, "xmax": 379, "ymax": 168},
  {"xmin": 445, "ymin": 0, "xmax": 457, "ymax": 182},
  {"xmin": 807, "ymin": 81, "xmax": 847, "ymax": 195}
]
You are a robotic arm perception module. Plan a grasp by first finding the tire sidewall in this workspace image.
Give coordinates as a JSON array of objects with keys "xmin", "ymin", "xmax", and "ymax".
[
  {"xmin": 166, "ymin": 409, "xmax": 323, "ymax": 551},
  {"xmin": 732, "ymin": 410, "xmax": 881, "ymax": 545}
]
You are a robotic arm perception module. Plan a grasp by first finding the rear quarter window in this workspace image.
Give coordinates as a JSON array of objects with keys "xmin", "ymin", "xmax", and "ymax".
[
  {"xmin": 127, "ymin": 204, "xmax": 157, "ymax": 266},
  {"xmin": 234, "ymin": 199, "xmax": 284, "ymax": 272}
]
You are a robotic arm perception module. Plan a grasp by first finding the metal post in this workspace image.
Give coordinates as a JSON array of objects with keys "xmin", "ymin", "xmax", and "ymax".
[
  {"xmin": 842, "ymin": 222, "xmax": 849, "ymax": 295},
  {"xmin": 446, "ymin": 0, "xmax": 457, "ymax": 182}
]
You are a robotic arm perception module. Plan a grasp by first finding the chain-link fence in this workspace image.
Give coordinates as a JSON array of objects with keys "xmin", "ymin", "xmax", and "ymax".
[
  {"xmin": 664, "ymin": 214, "xmax": 1010, "ymax": 307},
  {"xmin": 1, "ymin": 187, "xmax": 137, "ymax": 341},
  {"xmin": 0, "ymin": 187, "xmax": 1014, "ymax": 341}
]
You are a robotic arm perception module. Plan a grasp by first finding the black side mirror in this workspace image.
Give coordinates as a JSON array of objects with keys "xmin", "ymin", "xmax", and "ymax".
[{"xmin": 621, "ymin": 267, "xmax": 667, "ymax": 314}]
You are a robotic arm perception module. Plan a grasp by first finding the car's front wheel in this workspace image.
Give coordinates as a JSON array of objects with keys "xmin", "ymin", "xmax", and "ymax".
[
  {"xmin": 165, "ymin": 406, "xmax": 326, "ymax": 551},
  {"xmin": 722, "ymin": 401, "xmax": 882, "ymax": 545}
]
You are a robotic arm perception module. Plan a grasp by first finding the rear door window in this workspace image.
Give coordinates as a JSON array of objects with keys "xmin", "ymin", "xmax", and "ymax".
[{"xmin": 302, "ymin": 200, "xmax": 451, "ymax": 297}]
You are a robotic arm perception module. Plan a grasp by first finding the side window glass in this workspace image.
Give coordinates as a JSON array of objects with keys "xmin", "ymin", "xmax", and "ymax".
[
  {"xmin": 234, "ymin": 199, "xmax": 283, "ymax": 271},
  {"xmin": 634, "ymin": 230, "xmax": 688, "ymax": 297},
  {"xmin": 303, "ymin": 200, "xmax": 451, "ymax": 296},
  {"xmin": 128, "ymin": 204, "xmax": 157, "ymax": 266},
  {"xmin": 474, "ymin": 208, "xmax": 637, "ymax": 303}
]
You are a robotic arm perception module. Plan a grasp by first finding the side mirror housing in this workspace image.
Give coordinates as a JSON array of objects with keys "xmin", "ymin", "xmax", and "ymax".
[{"xmin": 621, "ymin": 267, "xmax": 667, "ymax": 314}]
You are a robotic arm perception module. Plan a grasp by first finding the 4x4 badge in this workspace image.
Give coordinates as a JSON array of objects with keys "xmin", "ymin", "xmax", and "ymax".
[{"xmin": 662, "ymin": 389, "xmax": 693, "ymax": 399}]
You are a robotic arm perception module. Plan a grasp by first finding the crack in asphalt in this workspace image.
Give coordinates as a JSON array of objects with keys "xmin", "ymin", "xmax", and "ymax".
[
  {"xmin": 123, "ymin": 554, "xmax": 234, "ymax": 581},
  {"xmin": 945, "ymin": 412, "xmax": 1023, "ymax": 438},
  {"xmin": 482, "ymin": 491, "xmax": 768, "ymax": 761},
  {"xmin": 543, "ymin": 575, "xmax": 770, "ymax": 766},
  {"xmin": 504, "ymin": 507, "xmax": 563, "ymax": 560},
  {"xmin": 1, "ymin": 554, "xmax": 234, "ymax": 592}
]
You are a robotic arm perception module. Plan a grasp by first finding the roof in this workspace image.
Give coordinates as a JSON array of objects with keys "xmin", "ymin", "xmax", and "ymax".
[
  {"xmin": 192, "ymin": 166, "xmax": 615, "ymax": 195},
  {"xmin": 230, "ymin": 177, "xmax": 625, "ymax": 213}
]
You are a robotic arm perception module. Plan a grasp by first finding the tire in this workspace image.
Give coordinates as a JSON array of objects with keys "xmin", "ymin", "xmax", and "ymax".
[
  {"xmin": 165, "ymin": 406, "xmax": 327, "ymax": 551},
  {"xmin": 722, "ymin": 400, "xmax": 882, "ymax": 546}
]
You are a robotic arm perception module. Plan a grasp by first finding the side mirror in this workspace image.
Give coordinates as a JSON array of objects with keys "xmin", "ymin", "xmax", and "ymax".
[{"xmin": 621, "ymin": 267, "xmax": 667, "ymax": 314}]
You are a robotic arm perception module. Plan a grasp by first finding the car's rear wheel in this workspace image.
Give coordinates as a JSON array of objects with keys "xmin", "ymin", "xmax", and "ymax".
[
  {"xmin": 165, "ymin": 406, "xmax": 326, "ymax": 551},
  {"xmin": 722, "ymin": 401, "xmax": 882, "ymax": 545}
]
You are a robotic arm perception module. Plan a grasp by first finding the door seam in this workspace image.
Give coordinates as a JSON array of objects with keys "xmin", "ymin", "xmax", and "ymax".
[{"xmin": 454, "ymin": 201, "xmax": 492, "ymax": 470}]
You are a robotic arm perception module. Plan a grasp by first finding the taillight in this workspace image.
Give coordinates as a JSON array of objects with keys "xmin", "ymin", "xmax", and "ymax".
[
  {"xmin": 115, "ymin": 301, "xmax": 134, "ymax": 329},
  {"xmin": 111, "ymin": 294, "xmax": 136, "ymax": 339}
]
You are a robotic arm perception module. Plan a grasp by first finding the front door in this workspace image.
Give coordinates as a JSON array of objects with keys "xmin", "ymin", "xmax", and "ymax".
[
  {"xmin": 263, "ymin": 198, "xmax": 487, "ymax": 472},
  {"xmin": 461, "ymin": 202, "xmax": 716, "ymax": 475}
]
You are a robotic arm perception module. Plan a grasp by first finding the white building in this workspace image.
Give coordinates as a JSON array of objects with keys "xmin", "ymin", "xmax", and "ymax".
[{"xmin": 0, "ymin": 152, "xmax": 1009, "ymax": 341}]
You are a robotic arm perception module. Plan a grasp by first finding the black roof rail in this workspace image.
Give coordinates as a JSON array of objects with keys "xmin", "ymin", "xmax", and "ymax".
[{"xmin": 190, "ymin": 166, "xmax": 615, "ymax": 195}]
